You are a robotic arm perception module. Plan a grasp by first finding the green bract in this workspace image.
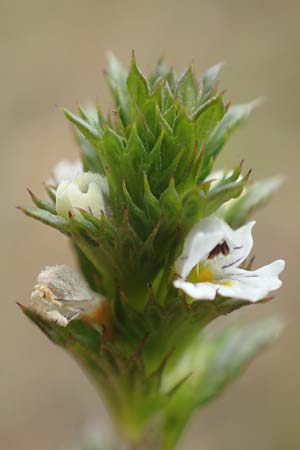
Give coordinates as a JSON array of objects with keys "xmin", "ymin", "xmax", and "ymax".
[{"xmin": 20, "ymin": 54, "xmax": 282, "ymax": 450}]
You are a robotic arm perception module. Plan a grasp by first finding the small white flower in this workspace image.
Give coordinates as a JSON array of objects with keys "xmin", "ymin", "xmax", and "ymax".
[
  {"xmin": 31, "ymin": 265, "xmax": 102, "ymax": 326},
  {"xmin": 56, "ymin": 172, "xmax": 108, "ymax": 219},
  {"xmin": 174, "ymin": 215, "xmax": 285, "ymax": 302},
  {"xmin": 49, "ymin": 159, "xmax": 83, "ymax": 185}
]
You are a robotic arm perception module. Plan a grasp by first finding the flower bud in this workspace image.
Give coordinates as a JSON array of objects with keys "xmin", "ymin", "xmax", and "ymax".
[{"xmin": 56, "ymin": 172, "xmax": 108, "ymax": 219}]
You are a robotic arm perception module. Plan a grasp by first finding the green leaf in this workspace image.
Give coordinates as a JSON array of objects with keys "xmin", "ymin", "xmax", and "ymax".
[
  {"xmin": 71, "ymin": 230, "xmax": 115, "ymax": 297},
  {"xmin": 201, "ymin": 62, "xmax": 224, "ymax": 103},
  {"xmin": 78, "ymin": 104, "xmax": 103, "ymax": 131},
  {"xmin": 73, "ymin": 244, "xmax": 100, "ymax": 291},
  {"xmin": 158, "ymin": 147, "xmax": 185, "ymax": 189},
  {"xmin": 74, "ymin": 128, "xmax": 104, "ymax": 173},
  {"xmin": 126, "ymin": 123, "xmax": 147, "ymax": 157},
  {"xmin": 205, "ymin": 99, "xmax": 262, "ymax": 161},
  {"xmin": 141, "ymin": 99, "xmax": 160, "ymax": 142},
  {"xmin": 43, "ymin": 184, "xmax": 56, "ymax": 203},
  {"xmin": 162, "ymin": 318, "xmax": 282, "ymax": 450},
  {"xmin": 122, "ymin": 180, "xmax": 149, "ymax": 226},
  {"xmin": 181, "ymin": 187, "xmax": 206, "ymax": 227},
  {"xmin": 173, "ymin": 114, "xmax": 195, "ymax": 181},
  {"xmin": 143, "ymin": 173, "xmax": 160, "ymax": 221},
  {"xmin": 159, "ymin": 179, "xmax": 181, "ymax": 221},
  {"xmin": 198, "ymin": 318, "xmax": 283, "ymax": 405},
  {"xmin": 121, "ymin": 124, "xmax": 147, "ymax": 204},
  {"xmin": 64, "ymin": 109, "xmax": 102, "ymax": 145},
  {"xmin": 127, "ymin": 53, "xmax": 149, "ymax": 108},
  {"xmin": 194, "ymin": 94, "xmax": 225, "ymax": 150},
  {"xmin": 20, "ymin": 304, "xmax": 101, "ymax": 351},
  {"xmin": 163, "ymin": 101, "xmax": 177, "ymax": 127},
  {"xmin": 100, "ymin": 128, "xmax": 125, "ymax": 192},
  {"xmin": 107, "ymin": 53, "xmax": 128, "ymax": 93},
  {"xmin": 165, "ymin": 69, "xmax": 177, "ymax": 94},
  {"xmin": 160, "ymin": 81, "xmax": 175, "ymax": 114},
  {"xmin": 224, "ymin": 174, "xmax": 284, "ymax": 228},
  {"xmin": 204, "ymin": 177, "xmax": 246, "ymax": 216},
  {"xmin": 177, "ymin": 66, "xmax": 199, "ymax": 114},
  {"xmin": 69, "ymin": 211, "xmax": 99, "ymax": 238},
  {"xmin": 107, "ymin": 53, "xmax": 131, "ymax": 125},
  {"xmin": 27, "ymin": 189, "xmax": 56, "ymax": 214},
  {"xmin": 18, "ymin": 207, "xmax": 70, "ymax": 235},
  {"xmin": 150, "ymin": 57, "xmax": 170, "ymax": 86},
  {"xmin": 146, "ymin": 130, "xmax": 164, "ymax": 171}
]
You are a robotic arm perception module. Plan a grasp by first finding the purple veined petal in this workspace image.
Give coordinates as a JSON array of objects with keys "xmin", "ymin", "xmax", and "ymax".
[
  {"xmin": 217, "ymin": 259, "xmax": 285, "ymax": 302},
  {"xmin": 176, "ymin": 216, "xmax": 230, "ymax": 279},
  {"xmin": 218, "ymin": 221, "xmax": 255, "ymax": 271},
  {"xmin": 176, "ymin": 215, "xmax": 255, "ymax": 279}
]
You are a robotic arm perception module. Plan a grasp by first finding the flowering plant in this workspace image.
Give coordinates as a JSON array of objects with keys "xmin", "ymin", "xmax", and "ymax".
[{"xmin": 19, "ymin": 54, "xmax": 284, "ymax": 450}]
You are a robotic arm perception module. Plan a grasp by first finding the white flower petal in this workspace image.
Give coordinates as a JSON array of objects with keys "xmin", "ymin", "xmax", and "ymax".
[
  {"xmin": 174, "ymin": 213, "xmax": 284, "ymax": 304},
  {"xmin": 217, "ymin": 259, "xmax": 285, "ymax": 302},
  {"xmin": 56, "ymin": 173, "xmax": 107, "ymax": 219},
  {"xmin": 217, "ymin": 283, "xmax": 270, "ymax": 302},
  {"xmin": 220, "ymin": 221, "xmax": 255, "ymax": 271},
  {"xmin": 56, "ymin": 180, "xmax": 72, "ymax": 217},
  {"xmin": 176, "ymin": 216, "xmax": 227, "ymax": 278},
  {"xmin": 45, "ymin": 310, "xmax": 69, "ymax": 327},
  {"xmin": 174, "ymin": 279, "xmax": 217, "ymax": 300},
  {"xmin": 247, "ymin": 259, "xmax": 285, "ymax": 278},
  {"xmin": 67, "ymin": 183, "xmax": 91, "ymax": 211},
  {"xmin": 176, "ymin": 216, "xmax": 255, "ymax": 278},
  {"xmin": 87, "ymin": 182, "xmax": 105, "ymax": 217}
]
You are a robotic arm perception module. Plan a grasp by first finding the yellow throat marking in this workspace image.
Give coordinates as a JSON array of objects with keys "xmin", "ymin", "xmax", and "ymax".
[
  {"xmin": 188, "ymin": 262, "xmax": 214, "ymax": 283},
  {"xmin": 187, "ymin": 262, "xmax": 234, "ymax": 286}
]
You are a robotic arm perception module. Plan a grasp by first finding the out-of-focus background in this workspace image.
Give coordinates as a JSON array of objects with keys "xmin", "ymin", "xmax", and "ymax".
[{"xmin": 1, "ymin": 0, "xmax": 299, "ymax": 449}]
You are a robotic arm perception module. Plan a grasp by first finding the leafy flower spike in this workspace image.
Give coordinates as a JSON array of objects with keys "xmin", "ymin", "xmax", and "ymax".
[
  {"xmin": 174, "ymin": 215, "xmax": 284, "ymax": 302},
  {"xmin": 19, "ymin": 55, "xmax": 287, "ymax": 450},
  {"xmin": 56, "ymin": 172, "xmax": 108, "ymax": 219}
]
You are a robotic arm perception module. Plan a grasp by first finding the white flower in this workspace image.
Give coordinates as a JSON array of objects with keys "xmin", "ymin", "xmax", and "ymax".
[
  {"xmin": 56, "ymin": 172, "xmax": 108, "ymax": 219},
  {"xmin": 31, "ymin": 265, "xmax": 102, "ymax": 326},
  {"xmin": 49, "ymin": 159, "xmax": 83, "ymax": 185},
  {"xmin": 174, "ymin": 216, "xmax": 285, "ymax": 302}
]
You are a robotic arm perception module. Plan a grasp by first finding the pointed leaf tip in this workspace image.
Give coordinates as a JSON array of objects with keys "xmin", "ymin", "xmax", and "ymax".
[
  {"xmin": 127, "ymin": 54, "xmax": 149, "ymax": 107},
  {"xmin": 201, "ymin": 62, "xmax": 226, "ymax": 103},
  {"xmin": 16, "ymin": 301, "xmax": 26, "ymax": 311}
]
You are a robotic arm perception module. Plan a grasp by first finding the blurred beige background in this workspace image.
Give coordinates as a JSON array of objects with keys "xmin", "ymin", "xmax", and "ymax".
[{"xmin": 1, "ymin": 0, "xmax": 299, "ymax": 449}]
